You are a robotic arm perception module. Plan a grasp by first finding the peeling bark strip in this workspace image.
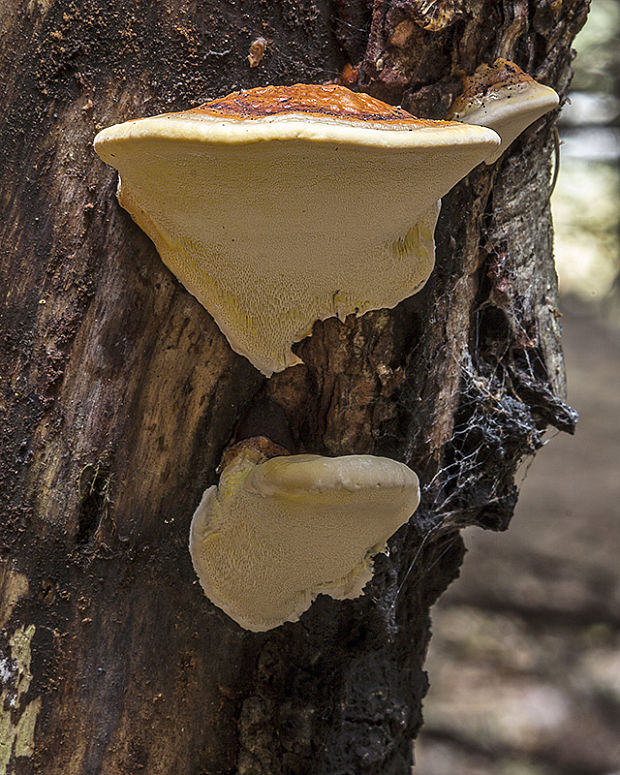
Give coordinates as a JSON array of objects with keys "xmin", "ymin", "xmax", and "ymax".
[{"xmin": 1, "ymin": 1, "xmax": 586, "ymax": 773}]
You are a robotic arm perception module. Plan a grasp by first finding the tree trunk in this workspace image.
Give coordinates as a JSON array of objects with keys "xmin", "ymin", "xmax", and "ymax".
[{"xmin": 0, "ymin": 1, "xmax": 586, "ymax": 773}]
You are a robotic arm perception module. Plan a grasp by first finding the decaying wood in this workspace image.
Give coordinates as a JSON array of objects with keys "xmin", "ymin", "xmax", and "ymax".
[{"xmin": 0, "ymin": 1, "xmax": 586, "ymax": 773}]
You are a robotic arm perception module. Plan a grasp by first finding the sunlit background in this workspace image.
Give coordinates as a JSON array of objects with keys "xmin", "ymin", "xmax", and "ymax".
[
  {"xmin": 416, "ymin": 2, "xmax": 620, "ymax": 773},
  {"xmin": 555, "ymin": 0, "xmax": 620, "ymax": 311}
]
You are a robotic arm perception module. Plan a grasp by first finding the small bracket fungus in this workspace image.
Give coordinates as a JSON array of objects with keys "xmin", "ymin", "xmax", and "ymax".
[
  {"xmin": 448, "ymin": 58, "xmax": 559, "ymax": 164},
  {"xmin": 94, "ymin": 84, "xmax": 499, "ymax": 375},
  {"xmin": 189, "ymin": 438, "xmax": 420, "ymax": 631}
]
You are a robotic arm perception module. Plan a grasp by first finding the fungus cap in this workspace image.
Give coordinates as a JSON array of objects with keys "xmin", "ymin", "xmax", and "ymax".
[
  {"xmin": 189, "ymin": 443, "xmax": 420, "ymax": 631},
  {"xmin": 449, "ymin": 59, "xmax": 559, "ymax": 164},
  {"xmin": 94, "ymin": 84, "xmax": 499, "ymax": 374}
]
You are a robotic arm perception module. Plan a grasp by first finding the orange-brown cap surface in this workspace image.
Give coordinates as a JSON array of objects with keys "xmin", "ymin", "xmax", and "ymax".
[{"xmin": 188, "ymin": 82, "xmax": 447, "ymax": 125}]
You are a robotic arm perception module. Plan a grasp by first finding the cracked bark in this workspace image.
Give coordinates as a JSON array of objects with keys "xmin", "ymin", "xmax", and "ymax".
[{"xmin": 0, "ymin": 0, "xmax": 586, "ymax": 773}]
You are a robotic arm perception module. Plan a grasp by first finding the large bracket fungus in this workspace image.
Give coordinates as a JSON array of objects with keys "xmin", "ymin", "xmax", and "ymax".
[
  {"xmin": 189, "ymin": 438, "xmax": 420, "ymax": 631},
  {"xmin": 94, "ymin": 83, "xmax": 500, "ymax": 375}
]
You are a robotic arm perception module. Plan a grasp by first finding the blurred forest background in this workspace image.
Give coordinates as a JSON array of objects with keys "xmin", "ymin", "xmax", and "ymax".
[{"xmin": 416, "ymin": 1, "xmax": 620, "ymax": 773}]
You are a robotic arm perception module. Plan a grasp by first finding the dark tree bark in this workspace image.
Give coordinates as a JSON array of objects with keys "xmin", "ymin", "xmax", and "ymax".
[{"xmin": 0, "ymin": 1, "xmax": 586, "ymax": 773}]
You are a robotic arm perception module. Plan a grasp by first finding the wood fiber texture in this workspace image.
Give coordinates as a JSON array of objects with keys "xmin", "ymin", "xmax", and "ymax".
[{"xmin": 0, "ymin": 0, "xmax": 586, "ymax": 773}]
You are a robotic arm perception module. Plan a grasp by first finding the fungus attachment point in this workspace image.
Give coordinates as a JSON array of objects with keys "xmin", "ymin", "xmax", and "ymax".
[
  {"xmin": 189, "ymin": 439, "xmax": 420, "ymax": 631},
  {"xmin": 448, "ymin": 59, "xmax": 559, "ymax": 164},
  {"xmin": 94, "ymin": 84, "xmax": 499, "ymax": 375}
]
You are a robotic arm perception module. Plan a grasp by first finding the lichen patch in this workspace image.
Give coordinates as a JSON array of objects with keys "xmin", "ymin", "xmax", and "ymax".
[{"xmin": 0, "ymin": 624, "xmax": 41, "ymax": 774}]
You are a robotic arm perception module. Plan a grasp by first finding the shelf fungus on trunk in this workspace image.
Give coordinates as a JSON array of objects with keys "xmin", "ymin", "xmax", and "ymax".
[
  {"xmin": 448, "ymin": 58, "xmax": 559, "ymax": 164},
  {"xmin": 94, "ymin": 83, "xmax": 499, "ymax": 375},
  {"xmin": 189, "ymin": 438, "xmax": 420, "ymax": 632}
]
